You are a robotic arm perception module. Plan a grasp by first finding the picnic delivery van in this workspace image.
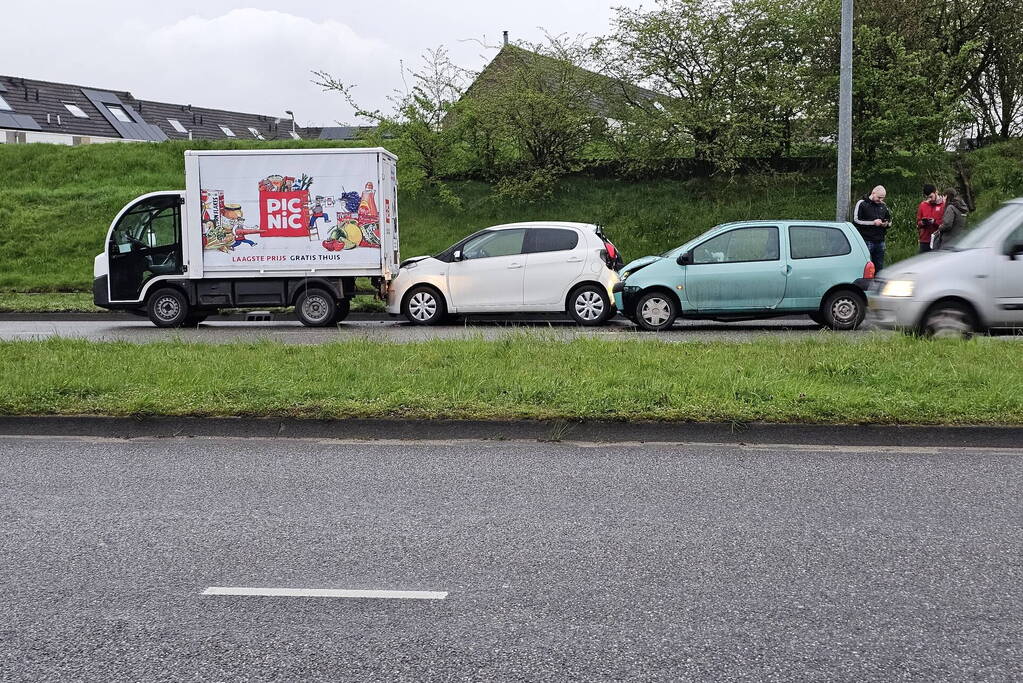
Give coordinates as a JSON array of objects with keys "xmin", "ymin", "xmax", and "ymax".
[{"xmin": 93, "ymin": 148, "xmax": 400, "ymax": 326}]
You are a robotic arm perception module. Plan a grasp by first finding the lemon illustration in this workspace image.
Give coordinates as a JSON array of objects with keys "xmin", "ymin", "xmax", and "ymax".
[{"xmin": 341, "ymin": 221, "xmax": 363, "ymax": 249}]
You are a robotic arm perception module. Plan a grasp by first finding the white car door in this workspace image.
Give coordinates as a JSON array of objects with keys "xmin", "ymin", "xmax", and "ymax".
[
  {"xmin": 446, "ymin": 229, "xmax": 526, "ymax": 311},
  {"xmin": 995, "ymin": 222, "xmax": 1023, "ymax": 324},
  {"xmin": 522, "ymin": 227, "xmax": 587, "ymax": 307}
]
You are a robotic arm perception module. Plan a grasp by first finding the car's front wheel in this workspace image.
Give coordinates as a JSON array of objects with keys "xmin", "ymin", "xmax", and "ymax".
[
  {"xmin": 921, "ymin": 301, "xmax": 976, "ymax": 339},
  {"xmin": 402, "ymin": 286, "xmax": 446, "ymax": 325},
  {"xmin": 634, "ymin": 291, "xmax": 678, "ymax": 331},
  {"xmin": 568, "ymin": 285, "xmax": 611, "ymax": 326},
  {"xmin": 821, "ymin": 290, "xmax": 866, "ymax": 330}
]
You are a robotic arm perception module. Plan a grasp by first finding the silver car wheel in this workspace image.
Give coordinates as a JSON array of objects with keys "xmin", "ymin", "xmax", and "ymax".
[
  {"xmin": 641, "ymin": 297, "xmax": 670, "ymax": 326},
  {"xmin": 927, "ymin": 307, "xmax": 973, "ymax": 338},
  {"xmin": 830, "ymin": 296, "xmax": 858, "ymax": 324},
  {"xmin": 574, "ymin": 290, "xmax": 605, "ymax": 321},
  {"xmin": 300, "ymin": 293, "xmax": 331, "ymax": 324},
  {"xmin": 409, "ymin": 291, "xmax": 438, "ymax": 321}
]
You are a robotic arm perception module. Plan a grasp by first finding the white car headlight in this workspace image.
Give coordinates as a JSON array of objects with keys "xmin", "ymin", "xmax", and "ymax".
[{"xmin": 881, "ymin": 280, "xmax": 915, "ymax": 297}]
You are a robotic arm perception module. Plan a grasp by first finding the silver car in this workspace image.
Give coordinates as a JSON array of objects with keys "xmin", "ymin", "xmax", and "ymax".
[{"xmin": 869, "ymin": 198, "xmax": 1023, "ymax": 336}]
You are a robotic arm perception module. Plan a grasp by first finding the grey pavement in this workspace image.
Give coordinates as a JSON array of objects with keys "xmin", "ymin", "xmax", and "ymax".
[
  {"xmin": 2, "ymin": 435, "xmax": 1020, "ymax": 681},
  {"xmin": 0, "ymin": 315, "xmax": 881, "ymax": 344}
]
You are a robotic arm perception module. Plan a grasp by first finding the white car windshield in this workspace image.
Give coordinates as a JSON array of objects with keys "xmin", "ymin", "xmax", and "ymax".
[{"xmin": 949, "ymin": 203, "xmax": 1023, "ymax": 250}]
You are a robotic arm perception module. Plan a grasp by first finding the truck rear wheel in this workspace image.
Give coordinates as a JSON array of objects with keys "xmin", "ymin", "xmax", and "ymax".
[
  {"xmin": 147, "ymin": 288, "xmax": 190, "ymax": 328},
  {"xmin": 295, "ymin": 289, "xmax": 337, "ymax": 327}
]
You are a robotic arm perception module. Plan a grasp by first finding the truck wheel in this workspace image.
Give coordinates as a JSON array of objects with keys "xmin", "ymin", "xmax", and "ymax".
[
  {"xmin": 634, "ymin": 291, "xmax": 677, "ymax": 331},
  {"xmin": 333, "ymin": 298, "xmax": 352, "ymax": 324},
  {"xmin": 921, "ymin": 301, "xmax": 976, "ymax": 339},
  {"xmin": 295, "ymin": 289, "xmax": 337, "ymax": 327},
  {"xmin": 147, "ymin": 288, "xmax": 189, "ymax": 328},
  {"xmin": 821, "ymin": 290, "xmax": 866, "ymax": 330},
  {"xmin": 568, "ymin": 285, "xmax": 611, "ymax": 326},
  {"xmin": 402, "ymin": 286, "xmax": 446, "ymax": 325}
]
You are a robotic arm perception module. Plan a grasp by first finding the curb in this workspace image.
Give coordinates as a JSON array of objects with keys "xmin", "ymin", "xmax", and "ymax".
[{"xmin": 0, "ymin": 416, "xmax": 1021, "ymax": 448}]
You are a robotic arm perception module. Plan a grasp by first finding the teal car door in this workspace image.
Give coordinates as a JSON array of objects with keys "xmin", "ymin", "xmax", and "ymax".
[
  {"xmin": 783, "ymin": 225, "xmax": 855, "ymax": 309},
  {"xmin": 683, "ymin": 226, "xmax": 787, "ymax": 311}
]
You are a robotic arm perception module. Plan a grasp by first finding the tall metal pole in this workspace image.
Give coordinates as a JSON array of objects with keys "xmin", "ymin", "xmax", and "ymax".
[{"xmin": 836, "ymin": 0, "xmax": 853, "ymax": 221}]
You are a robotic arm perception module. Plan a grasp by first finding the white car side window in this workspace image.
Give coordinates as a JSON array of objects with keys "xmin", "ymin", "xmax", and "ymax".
[{"xmin": 462, "ymin": 230, "xmax": 525, "ymax": 260}]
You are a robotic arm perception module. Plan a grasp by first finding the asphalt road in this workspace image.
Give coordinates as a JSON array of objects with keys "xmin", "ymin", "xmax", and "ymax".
[
  {"xmin": 2, "ymin": 435, "xmax": 1020, "ymax": 681},
  {"xmin": 0, "ymin": 315, "xmax": 881, "ymax": 344}
]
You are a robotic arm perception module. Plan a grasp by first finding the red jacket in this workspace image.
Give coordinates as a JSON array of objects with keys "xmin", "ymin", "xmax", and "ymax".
[{"xmin": 917, "ymin": 200, "xmax": 945, "ymax": 243}]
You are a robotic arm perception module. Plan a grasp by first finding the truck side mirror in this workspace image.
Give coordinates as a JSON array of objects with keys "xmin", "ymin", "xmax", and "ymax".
[{"xmin": 676, "ymin": 251, "xmax": 693, "ymax": 266}]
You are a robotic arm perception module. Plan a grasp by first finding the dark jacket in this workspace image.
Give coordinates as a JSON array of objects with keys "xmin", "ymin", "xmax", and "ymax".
[
  {"xmin": 853, "ymin": 196, "xmax": 892, "ymax": 242},
  {"xmin": 941, "ymin": 198, "xmax": 969, "ymax": 241}
]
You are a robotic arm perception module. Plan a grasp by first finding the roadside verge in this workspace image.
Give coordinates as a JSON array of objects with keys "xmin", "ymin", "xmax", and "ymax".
[{"xmin": 1, "ymin": 415, "xmax": 1020, "ymax": 448}]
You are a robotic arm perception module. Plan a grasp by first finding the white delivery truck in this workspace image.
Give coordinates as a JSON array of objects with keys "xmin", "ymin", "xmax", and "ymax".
[{"xmin": 93, "ymin": 148, "xmax": 400, "ymax": 326}]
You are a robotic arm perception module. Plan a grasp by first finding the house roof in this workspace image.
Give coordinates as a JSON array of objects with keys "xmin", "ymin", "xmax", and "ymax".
[
  {"xmin": 0, "ymin": 74, "xmax": 327, "ymax": 141},
  {"xmin": 460, "ymin": 45, "xmax": 665, "ymax": 116}
]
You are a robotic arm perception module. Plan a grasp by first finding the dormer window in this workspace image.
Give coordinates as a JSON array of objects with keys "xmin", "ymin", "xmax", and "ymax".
[
  {"xmin": 63, "ymin": 102, "xmax": 89, "ymax": 118},
  {"xmin": 219, "ymin": 125, "xmax": 236, "ymax": 137},
  {"xmin": 248, "ymin": 126, "xmax": 265, "ymax": 140},
  {"xmin": 168, "ymin": 118, "xmax": 187, "ymax": 133}
]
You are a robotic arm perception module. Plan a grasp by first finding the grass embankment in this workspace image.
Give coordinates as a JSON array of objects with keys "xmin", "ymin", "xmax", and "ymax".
[
  {"xmin": 2, "ymin": 336, "xmax": 1020, "ymax": 424},
  {"xmin": 0, "ymin": 139, "xmax": 961, "ymax": 297}
]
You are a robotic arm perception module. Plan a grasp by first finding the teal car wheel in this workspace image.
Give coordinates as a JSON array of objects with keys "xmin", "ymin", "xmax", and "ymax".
[{"xmin": 634, "ymin": 291, "xmax": 677, "ymax": 331}]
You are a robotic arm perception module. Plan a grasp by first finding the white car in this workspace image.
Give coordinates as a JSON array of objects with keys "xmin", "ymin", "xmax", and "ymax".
[
  {"xmin": 869, "ymin": 198, "xmax": 1023, "ymax": 336},
  {"xmin": 387, "ymin": 222, "xmax": 622, "ymax": 325}
]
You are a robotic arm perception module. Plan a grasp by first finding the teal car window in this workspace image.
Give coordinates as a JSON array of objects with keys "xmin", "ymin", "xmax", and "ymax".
[
  {"xmin": 693, "ymin": 227, "xmax": 779, "ymax": 264},
  {"xmin": 789, "ymin": 226, "xmax": 851, "ymax": 259}
]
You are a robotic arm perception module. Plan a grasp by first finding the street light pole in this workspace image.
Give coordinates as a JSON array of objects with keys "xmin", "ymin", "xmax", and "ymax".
[
  {"xmin": 285, "ymin": 110, "xmax": 296, "ymax": 134},
  {"xmin": 836, "ymin": 0, "xmax": 853, "ymax": 221}
]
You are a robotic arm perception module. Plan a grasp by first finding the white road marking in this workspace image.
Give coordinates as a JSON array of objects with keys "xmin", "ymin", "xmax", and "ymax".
[{"xmin": 202, "ymin": 587, "xmax": 448, "ymax": 600}]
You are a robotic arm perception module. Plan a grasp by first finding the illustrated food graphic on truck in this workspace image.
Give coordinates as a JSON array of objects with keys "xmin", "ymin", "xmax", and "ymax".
[{"xmin": 199, "ymin": 173, "xmax": 382, "ymax": 257}]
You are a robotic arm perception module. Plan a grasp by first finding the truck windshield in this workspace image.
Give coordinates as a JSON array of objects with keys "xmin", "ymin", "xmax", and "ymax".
[{"xmin": 946, "ymin": 204, "xmax": 1023, "ymax": 251}]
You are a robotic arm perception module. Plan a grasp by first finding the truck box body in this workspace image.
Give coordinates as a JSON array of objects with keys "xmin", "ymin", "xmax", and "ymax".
[
  {"xmin": 93, "ymin": 148, "xmax": 399, "ymax": 322},
  {"xmin": 185, "ymin": 148, "xmax": 399, "ymax": 279}
]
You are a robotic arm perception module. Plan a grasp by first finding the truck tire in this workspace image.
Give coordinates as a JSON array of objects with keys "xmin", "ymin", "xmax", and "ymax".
[
  {"xmin": 147, "ymin": 288, "xmax": 190, "ymax": 328},
  {"xmin": 634, "ymin": 291, "xmax": 677, "ymax": 331},
  {"xmin": 568, "ymin": 284, "xmax": 611, "ymax": 326},
  {"xmin": 295, "ymin": 288, "xmax": 337, "ymax": 327},
  {"xmin": 821, "ymin": 290, "xmax": 866, "ymax": 330},
  {"xmin": 402, "ymin": 286, "xmax": 446, "ymax": 325},
  {"xmin": 333, "ymin": 298, "xmax": 352, "ymax": 324}
]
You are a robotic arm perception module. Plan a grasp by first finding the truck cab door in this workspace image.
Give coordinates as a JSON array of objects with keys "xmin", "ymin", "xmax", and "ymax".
[{"xmin": 108, "ymin": 195, "xmax": 184, "ymax": 302}]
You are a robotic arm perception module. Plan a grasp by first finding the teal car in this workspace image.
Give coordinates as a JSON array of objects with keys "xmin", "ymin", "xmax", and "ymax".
[{"xmin": 613, "ymin": 221, "xmax": 875, "ymax": 331}]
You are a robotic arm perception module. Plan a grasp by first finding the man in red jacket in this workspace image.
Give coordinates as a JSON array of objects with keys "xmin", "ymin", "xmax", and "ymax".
[{"xmin": 916, "ymin": 184, "xmax": 945, "ymax": 253}]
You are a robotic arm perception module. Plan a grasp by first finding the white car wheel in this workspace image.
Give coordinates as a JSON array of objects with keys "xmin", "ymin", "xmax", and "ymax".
[
  {"xmin": 569, "ymin": 286, "xmax": 610, "ymax": 326},
  {"xmin": 403, "ymin": 286, "xmax": 446, "ymax": 326}
]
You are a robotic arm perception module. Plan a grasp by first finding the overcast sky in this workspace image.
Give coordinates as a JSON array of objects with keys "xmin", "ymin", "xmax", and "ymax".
[{"xmin": 3, "ymin": 1, "xmax": 645, "ymax": 127}]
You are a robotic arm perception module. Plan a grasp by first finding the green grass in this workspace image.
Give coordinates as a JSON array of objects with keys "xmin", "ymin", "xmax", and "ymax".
[
  {"xmin": 1, "ymin": 139, "xmax": 978, "ymax": 296},
  {"xmin": 1, "ymin": 335, "xmax": 1020, "ymax": 424}
]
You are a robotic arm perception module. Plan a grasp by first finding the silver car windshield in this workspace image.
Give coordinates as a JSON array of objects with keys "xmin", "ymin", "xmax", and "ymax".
[{"xmin": 949, "ymin": 204, "xmax": 1023, "ymax": 250}]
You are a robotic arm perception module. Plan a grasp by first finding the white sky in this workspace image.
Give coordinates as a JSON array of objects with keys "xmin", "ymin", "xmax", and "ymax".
[{"xmin": 2, "ymin": 0, "xmax": 645, "ymax": 126}]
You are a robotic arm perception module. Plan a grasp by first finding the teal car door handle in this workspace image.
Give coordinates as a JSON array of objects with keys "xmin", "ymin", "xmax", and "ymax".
[{"xmin": 783, "ymin": 264, "xmax": 792, "ymax": 275}]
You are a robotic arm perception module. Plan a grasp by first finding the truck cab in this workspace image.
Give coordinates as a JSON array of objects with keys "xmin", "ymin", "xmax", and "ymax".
[{"xmin": 94, "ymin": 191, "xmax": 185, "ymax": 310}]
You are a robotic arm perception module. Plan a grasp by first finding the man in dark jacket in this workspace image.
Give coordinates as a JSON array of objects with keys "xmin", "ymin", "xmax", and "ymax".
[{"xmin": 853, "ymin": 185, "xmax": 892, "ymax": 271}]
